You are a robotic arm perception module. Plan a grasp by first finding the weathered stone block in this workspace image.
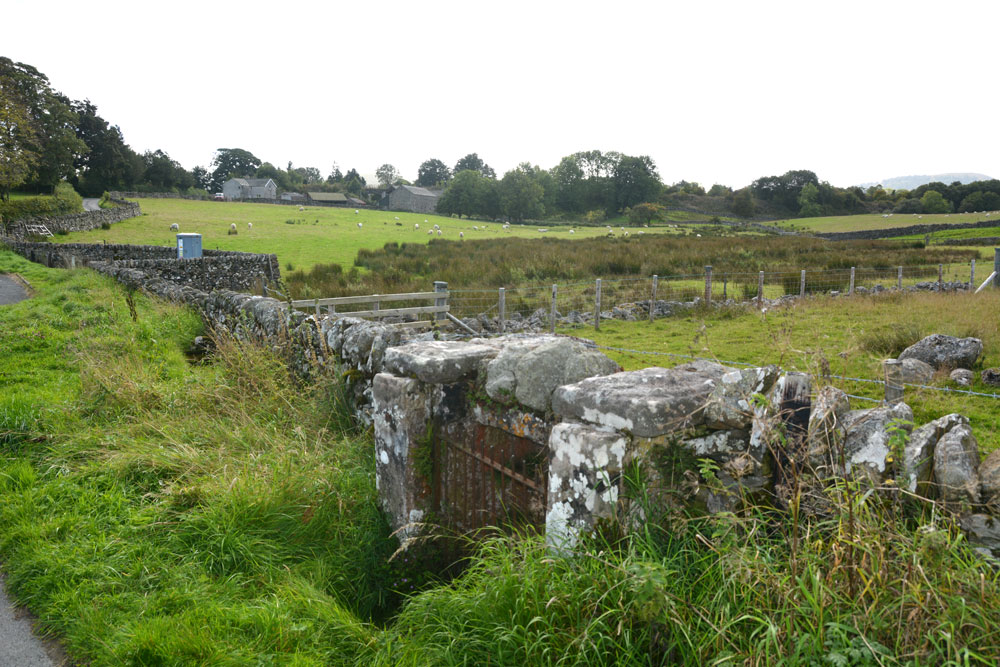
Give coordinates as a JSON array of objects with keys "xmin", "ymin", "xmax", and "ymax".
[
  {"xmin": 551, "ymin": 362, "xmax": 730, "ymax": 437},
  {"xmin": 932, "ymin": 417, "xmax": 980, "ymax": 504},
  {"xmin": 898, "ymin": 334, "xmax": 982, "ymax": 371},
  {"xmin": 805, "ymin": 385, "xmax": 850, "ymax": 472},
  {"xmin": 484, "ymin": 336, "xmax": 620, "ymax": 412},
  {"xmin": 384, "ymin": 341, "xmax": 498, "ymax": 384},
  {"xmin": 372, "ymin": 373, "xmax": 434, "ymax": 540},
  {"xmin": 703, "ymin": 365, "xmax": 780, "ymax": 430},
  {"xmin": 980, "ymin": 449, "xmax": 1000, "ymax": 506},
  {"xmin": 839, "ymin": 402, "xmax": 913, "ymax": 485},
  {"xmin": 899, "ymin": 413, "xmax": 966, "ymax": 495},
  {"xmin": 960, "ymin": 514, "xmax": 1000, "ymax": 558},
  {"xmin": 546, "ymin": 423, "xmax": 628, "ymax": 551}
]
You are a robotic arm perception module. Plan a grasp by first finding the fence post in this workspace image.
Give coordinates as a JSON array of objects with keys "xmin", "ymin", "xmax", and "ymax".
[
  {"xmin": 550, "ymin": 284, "xmax": 558, "ymax": 334},
  {"xmin": 434, "ymin": 280, "xmax": 448, "ymax": 323},
  {"xmin": 971, "ymin": 259, "xmax": 976, "ymax": 289},
  {"xmin": 704, "ymin": 266, "xmax": 713, "ymax": 305},
  {"xmin": 649, "ymin": 275, "xmax": 658, "ymax": 323},
  {"xmin": 884, "ymin": 359, "xmax": 904, "ymax": 404},
  {"xmin": 594, "ymin": 278, "xmax": 602, "ymax": 331},
  {"xmin": 849, "ymin": 267, "xmax": 855, "ymax": 296},
  {"xmin": 314, "ymin": 298, "xmax": 320, "ymax": 317},
  {"xmin": 498, "ymin": 287, "xmax": 506, "ymax": 333},
  {"xmin": 897, "ymin": 266, "xmax": 903, "ymax": 290},
  {"xmin": 994, "ymin": 248, "xmax": 999, "ymax": 288},
  {"xmin": 756, "ymin": 271, "xmax": 764, "ymax": 308},
  {"xmin": 937, "ymin": 264, "xmax": 943, "ymax": 291},
  {"xmin": 799, "ymin": 269, "xmax": 806, "ymax": 297}
]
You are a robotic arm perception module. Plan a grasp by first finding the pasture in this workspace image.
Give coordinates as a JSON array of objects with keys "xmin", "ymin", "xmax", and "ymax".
[
  {"xmin": 774, "ymin": 211, "xmax": 998, "ymax": 233},
  {"xmin": 55, "ymin": 198, "xmax": 684, "ymax": 272}
]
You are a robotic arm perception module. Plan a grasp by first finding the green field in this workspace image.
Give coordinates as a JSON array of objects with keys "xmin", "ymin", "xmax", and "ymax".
[
  {"xmin": 56, "ymin": 198, "xmax": 686, "ymax": 272},
  {"xmin": 774, "ymin": 211, "xmax": 997, "ymax": 233}
]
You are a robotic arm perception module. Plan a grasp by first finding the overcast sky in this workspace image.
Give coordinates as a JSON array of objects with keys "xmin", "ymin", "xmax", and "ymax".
[{"xmin": 6, "ymin": 0, "xmax": 998, "ymax": 188}]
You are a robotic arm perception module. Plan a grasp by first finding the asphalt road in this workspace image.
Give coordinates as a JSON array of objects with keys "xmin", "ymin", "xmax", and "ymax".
[
  {"xmin": 0, "ymin": 275, "xmax": 29, "ymax": 305},
  {"xmin": 0, "ymin": 576, "xmax": 58, "ymax": 666}
]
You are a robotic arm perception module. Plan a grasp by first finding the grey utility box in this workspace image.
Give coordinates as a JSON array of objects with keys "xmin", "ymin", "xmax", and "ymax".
[{"xmin": 176, "ymin": 233, "xmax": 202, "ymax": 259}]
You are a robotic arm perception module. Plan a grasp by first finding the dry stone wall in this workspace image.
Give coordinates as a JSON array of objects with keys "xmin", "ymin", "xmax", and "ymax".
[{"xmin": 5, "ymin": 200, "xmax": 141, "ymax": 238}]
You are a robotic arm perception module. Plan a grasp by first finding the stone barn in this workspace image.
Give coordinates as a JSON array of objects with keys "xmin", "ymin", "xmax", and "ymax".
[
  {"xmin": 222, "ymin": 178, "xmax": 277, "ymax": 201},
  {"xmin": 381, "ymin": 184, "xmax": 441, "ymax": 214}
]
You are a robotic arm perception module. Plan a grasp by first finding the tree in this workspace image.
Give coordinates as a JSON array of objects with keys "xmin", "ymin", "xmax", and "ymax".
[
  {"xmin": 209, "ymin": 148, "xmax": 261, "ymax": 192},
  {"xmin": 552, "ymin": 155, "xmax": 586, "ymax": 214},
  {"xmin": 376, "ymin": 163, "xmax": 400, "ymax": 188},
  {"xmin": 920, "ymin": 190, "xmax": 951, "ymax": 214},
  {"xmin": 415, "ymin": 158, "xmax": 450, "ymax": 187},
  {"xmin": 499, "ymin": 167, "xmax": 544, "ymax": 222},
  {"xmin": 327, "ymin": 163, "xmax": 343, "ymax": 184},
  {"xmin": 454, "ymin": 153, "xmax": 496, "ymax": 179},
  {"xmin": 438, "ymin": 169, "xmax": 501, "ymax": 219},
  {"xmin": 797, "ymin": 182, "xmax": 823, "ymax": 217},
  {"xmin": 731, "ymin": 188, "xmax": 755, "ymax": 218},
  {"xmin": 342, "ymin": 168, "xmax": 365, "ymax": 195},
  {"xmin": 613, "ymin": 155, "xmax": 661, "ymax": 212},
  {"xmin": 0, "ymin": 78, "xmax": 38, "ymax": 201},
  {"xmin": 707, "ymin": 184, "xmax": 732, "ymax": 197},
  {"xmin": 72, "ymin": 100, "xmax": 142, "ymax": 196},
  {"xmin": 192, "ymin": 166, "xmax": 211, "ymax": 191}
]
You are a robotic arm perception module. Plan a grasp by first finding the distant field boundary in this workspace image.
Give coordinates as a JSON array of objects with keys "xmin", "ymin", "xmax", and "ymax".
[
  {"xmin": 110, "ymin": 192, "xmax": 369, "ymax": 208},
  {"xmin": 817, "ymin": 217, "xmax": 999, "ymax": 241}
]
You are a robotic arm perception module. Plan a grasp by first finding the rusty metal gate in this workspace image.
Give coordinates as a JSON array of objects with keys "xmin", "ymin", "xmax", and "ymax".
[{"xmin": 436, "ymin": 423, "xmax": 548, "ymax": 535}]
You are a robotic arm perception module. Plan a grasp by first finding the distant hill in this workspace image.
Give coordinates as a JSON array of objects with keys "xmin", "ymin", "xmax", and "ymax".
[{"xmin": 859, "ymin": 173, "xmax": 993, "ymax": 191}]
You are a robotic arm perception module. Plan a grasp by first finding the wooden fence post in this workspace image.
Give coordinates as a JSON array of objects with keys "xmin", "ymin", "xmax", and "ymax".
[
  {"xmin": 434, "ymin": 281, "xmax": 448, "ymax": 323},
  {"xmin": 993, "ymin": 248, "xmax": 999, "ymax": 288},
  {"xmin": 594, "ymin": 278, "xmax": 602, "ymax": 331},
  {"xmin": 884, "ymin": 359, "xmax": 904, "ymax": 404},
  {"xmin": 799, "ymin": 269, "xmax": 806, "ymax": 297},
  {"xmin": 704, "ymin": 266, "xmax": 713, "ymax": 305},
  {"xmin": 937, "ymin": 264, "xmax": 943, "ymax": 291},
  {"xmin": 971, "ymin": 259, "xmax": 976, "ymax": 289},
  {"xmin": 649, "ymin": 275, "xmax": 658, "ymax": 323},
  {"xmin": 849, "ymin": 267, "xmax": 855, "ymax": 296},
  {"xmin": 498, "ymin": 288, "xmax": 506, "ymax": 333},
  {"xmin": 897, "ymin": 266, "xmax": 903, "ymax": 290},
  {"xmin": 550, "ymin": 284, "xmax": 558, "ymax": 334},
  {"xmin": 756, "ymin": 271, "xmax": 764, "ymax": 308}
]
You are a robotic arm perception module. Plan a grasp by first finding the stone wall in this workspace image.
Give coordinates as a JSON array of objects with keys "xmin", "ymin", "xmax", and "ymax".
[
  {"xmin": 5, "ymin": 201, "xmax": 142, "ymax": 239},
  {"xmin": 817, "ymin": 217, "xmax": 1000, "ymax": 241}
]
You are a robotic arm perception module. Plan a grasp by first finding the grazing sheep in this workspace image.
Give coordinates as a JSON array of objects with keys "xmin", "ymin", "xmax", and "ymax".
[
  {"xmin": 434, "ymin": 224, "xmax": 440, "ymax": 230},
  {"xmin": 299, "ymin": 206, "xmax": 304, "ymax": 211},
  {"xmin": 424, "ymin": 219, "xmax": 428, "ymax": 223},
  {"xmin": 696, "ymin": 233, "xmax": 702, "ymax": 237},
  {"xmin": 169, "ymin": 223, "xmax": 179, "ymax": 231},
  {"xmin": 415, "ymin": 223, "xmax": 420, "ymax": 229},
  {"xmin": 569, "ymin": 229, "xmax": 575, "ymax": 234},
  {"xmin": 355, "ymin": 210, "xmax": 359, "ymax": 214},
  {"xmin": 228, "ymin": 223, "xmax": 237, "ymax": 236},
  {"xmin": 459, "ymin": 232, "xmax": 464, "ymax": 238},
  {"xmin": 248, "ymin": 222, "xmax": 253, "ymax": 230},
  {"xmin": 473, "ymin": 226, "xmax": 478, "ymax": 231},
  {"xmin": 358, "ymin": 222, "xmax": 363, "ymax": 229},
  {"xmin": 427, "ymin": 230, "xmax": 433, "ymax": 235},
  {"xmin": 437, "ymin": 230, "xmax": 442, "ymax": 236},
  {"xmin": 394, "ymin": 216, "xmax": 400, "ymax": 220}
]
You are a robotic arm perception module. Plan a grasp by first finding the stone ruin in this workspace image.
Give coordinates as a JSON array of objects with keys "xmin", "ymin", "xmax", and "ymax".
[{"xmin": 370, "ymin": 334, "xmax": 1000, "ymax": 557}]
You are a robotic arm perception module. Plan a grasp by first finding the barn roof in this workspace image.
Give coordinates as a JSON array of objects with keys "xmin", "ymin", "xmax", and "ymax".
[
  {"xmin": 307, "ymin": 192, "xmax": 348, "ymax": 202},
  {"xmin": 397, "ymin": 185, "xmax": 440, "ymax": 198}
]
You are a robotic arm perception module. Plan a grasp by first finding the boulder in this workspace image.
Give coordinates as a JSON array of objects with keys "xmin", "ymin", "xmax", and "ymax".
[
  {"xmin": 932, "ymin": 417, "xmax": 980, "ymax": 504},
  {"xmin": 341, "ymin": 320, "xmax": 388, "ymax": 369},
  {"xmin": 959, "ymin": 514, "xmax": 1000, "ymax": 558},
  {"xmin": 840, "ymin": 402, "xmax": 913, "ymax": 484},
  {"xmin": 980, "ymin": 449, "xmax": 1000, "ymax": 506},
  {"xmin": 484, "ymin": 336, "xmax": 619, "ymax": 412},
  {"xmin": 384, "ymin": 341, "xmax": 499, "ymax": 384},
  {"xmin": 898, "ymin": 334, "xmax": 982, "ymax": 371},
  {"xmin": 950, "ymin": 368, "xmax": 974, "ymax": 387},
  {"xmin": 894, "ymin": 358, "xmax": 934, "ymax": 385},
  {"xmin": 681, "ymin": 429, "xmax": 751, "ymax": 460},
  {"xmin": 899, "ymin": 413, "xmax": 966, "ymax": 496},
  {"xmin": 703, "ymin": 365, "xmax": 781, "ymax": 430},
  {"xmin": 552, "ymin": 362, "xmax": 731, "ymax": 437},
  {"xmin": 324, "ymin": 317, "xmax": 365, "ymax": 357},
  {"xmin": 805, "ymin": 386, "xmax": 851, "ymax": 472},
  {"xmin": 982, "ymin": 368, "xmax": 1000, "ymax": 387}
]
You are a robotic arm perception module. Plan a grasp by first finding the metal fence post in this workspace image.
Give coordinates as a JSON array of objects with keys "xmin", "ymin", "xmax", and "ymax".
[
  {"xmin": 704, "ymin": 265, "xmax": 713, "ymax": 305},
  {"xmin": 434, "ymin": 280, "xmax": 448, "ymax": 323},
  {"xmin": 649, "ymin": 275, "xmax": 658, "ymax": 323},
  {"xmin": 756, "ymin": 271, "xmax": 764, "ymax": 308},
  {"xmin": 884, "ymin": 359, "xmax": 904, "ymax": 404},
  {"xmin": 897, "ymin": 266, "xmax": 903, "ymax": 290},
  {"xmin": 799, "ymin": 269, "xmax": 806, "ymax": 297},
  {"xmin": 594, "ymin": 278, "xmax": 602, "ymax": 331},
  {"xmin": 849, "ymin": 267, "xmax": 855, "ymax": 296},
  {"xmin": 498, "ymin": 287, "xmax": 506, "ymax": 333},
  {"xmin": 550, "ymin": 284, "xmax": 558, "ymax": 334}
]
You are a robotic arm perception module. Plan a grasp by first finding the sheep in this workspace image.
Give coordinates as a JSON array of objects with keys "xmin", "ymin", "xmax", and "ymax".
[
  {"xmin": 298, "ymin": 206, "xmax": 304, "ymax": 211},
  {"xmin": 437, "ymin": 229, "xmax": 442, "ymax": 236},
  {"xmin": 169, "ymin": 223, "xmax": 179, "ymax": 231},
  {"xmin": 354, "ymin": 210, "xmax": 359, "ymax": 214},
  {"xmin": 473, "ymin": 225, "xmax": 479, "ymax": 231},
  {"xmin": 459, "ymin": 232, "xmax": 464, "ymax": 239},
  {"xmin": 247, "ymin": 222, "xmax": 253, "ymax": 230},
  {"xmin": 569, "ymin": 229, "xmax": 575, "ymax": 234},
  {"xmin": 427, "ymin": 230, "xmax": 433, "ymax": 235},
  {"xmin": 228, "ymin": 223, "xmax": 238, "ymax": 236},
  {"xmin": 624, "ymin": 231, "xmax": 629, "ymax": 236},
  {"xmin": 424, "ymin": 219, "xmax": 428, "ymax": 223},
  {"xmin": 415, "ymin": 223, "xmax": 420, "ymax": 230},
  {"xmin": 394, "ymin": 216, "xmax": 400, "ymax": 220},
  {"xmin": 357, "ymin": 222, "xmax": 363, "ymax": 229}
]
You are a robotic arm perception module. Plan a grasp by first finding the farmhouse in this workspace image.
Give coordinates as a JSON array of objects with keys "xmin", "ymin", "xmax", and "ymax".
[
  {"xmin": 222, "ymin": 178, "xmax": 277, "ymax": 200},
  {"xmin": 380, "ymin": 184, "xmax": 441, "ymax": 214}
]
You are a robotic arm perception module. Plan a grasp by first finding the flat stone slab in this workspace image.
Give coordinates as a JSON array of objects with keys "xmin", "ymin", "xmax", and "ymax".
[
  {"xmin": 551, "ymin": 362, "xmax": 730, "ymax": 437},
  {"xmin": 383, "ymin": 341, "xmax": 498, "ymax": 384}
]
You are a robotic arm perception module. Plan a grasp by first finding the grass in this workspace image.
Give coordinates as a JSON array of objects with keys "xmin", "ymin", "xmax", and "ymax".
[
  {"xmin": 3, "ymin": 248, "xmax": 1000, "ymax": 664},
  {"xmin": 569, "ymin": 289, "xmax": 1000, "ymax": 453},
  {"xmin": 774, "ymin": 211, "xmax": 998, "ymax": 233},
  {"xmin": 53, "ymin": 198, "xmax": 701, "ymax": 273}
]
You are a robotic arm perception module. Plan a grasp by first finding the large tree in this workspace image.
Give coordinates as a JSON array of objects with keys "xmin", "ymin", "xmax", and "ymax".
[
  {"xmin": 453, "ymin": 153, "xmax": 495, "ymax": 179},
  {"xmin": 613, "ymin": 155, "xmax": 661, "ymax": 212},
  {"xmin": 437, "ymin": 169, "xmax": 499, "ymax": 219},
  {"xmin": 0, "ymin": 77, "xmax": 38, "ymax": 201},
  {"xmin": 209, "ymin": 148, "xmax": 261, "ymax": 192},
  {"xmin": 72, "ymin": 100, "xmax": 142, "ymax": 196},
  {"xmin": 500, "ymin": 167, "xmax": 544, "ymax": 222},
  {"xmin": 376, "ymin": 163, "xmax": 400, "ymax": 188},
  {"xmin": 415, "ymin": 158, "xmax": 450, "ymax": 187}
]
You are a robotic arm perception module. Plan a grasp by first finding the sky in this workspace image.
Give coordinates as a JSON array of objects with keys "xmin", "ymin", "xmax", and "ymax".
[{"xmin": 5, "ymin": 0, "xmax": 999, "ymax": 189}]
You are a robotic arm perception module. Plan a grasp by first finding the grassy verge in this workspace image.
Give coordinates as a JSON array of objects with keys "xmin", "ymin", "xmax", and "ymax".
[{"xmin": 3, "ymin": 249, "xmax": 999, "ymax": 664}]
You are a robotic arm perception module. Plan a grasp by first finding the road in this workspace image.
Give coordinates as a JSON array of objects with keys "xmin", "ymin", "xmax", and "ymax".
[
  {"xmin": 82, "ymin": 198, "xmax": 101, "ymax": 212},
  {"xmin": 0, "ymin": 275, "xmax": 29, "ymax": 306},
  {"xmin": 0, "ymin": 576, "xmax": 60, "ymax": 665}
]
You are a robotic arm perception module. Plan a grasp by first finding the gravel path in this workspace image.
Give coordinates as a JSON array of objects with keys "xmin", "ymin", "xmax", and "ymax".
[
  {"xmin": 0, "ymin": 576, "xmax": 60, "ymax": 666},
  {"xmin": 0, "ymin": 275, "xmax": 29, "ymax": 305}
]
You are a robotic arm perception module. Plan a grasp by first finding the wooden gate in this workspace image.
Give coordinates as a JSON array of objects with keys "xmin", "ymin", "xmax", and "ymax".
[{"xmin": 435, "ymin": 423, "xmax": 548, "ymax": 535}]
